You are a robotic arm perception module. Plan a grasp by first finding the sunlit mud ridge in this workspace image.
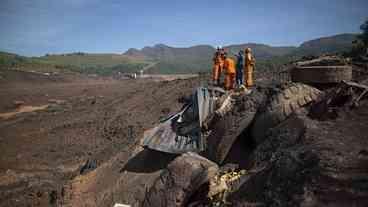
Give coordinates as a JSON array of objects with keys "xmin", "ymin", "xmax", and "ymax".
[{"xmin": 0, "ymin": 105, "xmax": 49, "ymax": 120}]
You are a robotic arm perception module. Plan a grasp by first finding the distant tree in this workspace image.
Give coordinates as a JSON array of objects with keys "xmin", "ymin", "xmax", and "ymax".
[
  {"xmin": 358, "ymin": 19, "xmax": 368, "ymax": 47},
  {"xmin": 350, "ymin": 19, "xmax": 368, "ymax": 57}
]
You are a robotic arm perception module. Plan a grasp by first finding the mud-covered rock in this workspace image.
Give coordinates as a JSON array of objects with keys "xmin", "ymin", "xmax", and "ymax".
[
  {"xmin": 229, "ymin": 114, "xmax": 320, "ymax": 206},
  {"xmin": 142, "ymin": 152, "xmax": 219, "ymax": 207},
  {"xmin": 251, "ymin": 115, "xmax": 307, "ymax": 166},
  {"xmin": 228, "ymin": 100, "xmax": 368, "ymax": 206}
]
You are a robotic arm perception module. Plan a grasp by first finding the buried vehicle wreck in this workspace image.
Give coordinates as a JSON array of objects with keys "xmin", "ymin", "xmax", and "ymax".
[
  {"xmin": 136, "ymin": 56, "xmax": 368, "ymax": 206},
  {"xmin": 141, "ymin": 85, "xmax": 263, "ymax": 164},
  {"xmin": 139, "ymin": 83, "xmax": 368, "ymax": 206}
]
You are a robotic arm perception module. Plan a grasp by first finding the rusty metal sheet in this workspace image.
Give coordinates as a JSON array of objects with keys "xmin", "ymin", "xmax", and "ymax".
[
  {"xmin": 141, "ymin": 114, "xmax": 203, "ymax": 154},
  {"xmin": 141, "ymin": 87, "xmax": 225, "ymax": 154}
]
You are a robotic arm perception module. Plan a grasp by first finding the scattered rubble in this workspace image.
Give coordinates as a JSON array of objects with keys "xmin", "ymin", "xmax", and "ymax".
[
  {"xmin": 207, "ymin": 167, "xmax": 247, "ymax": 206},
  {"xmin": 309, "ymin": 80, "xmax": 368, "ymax": 120}
]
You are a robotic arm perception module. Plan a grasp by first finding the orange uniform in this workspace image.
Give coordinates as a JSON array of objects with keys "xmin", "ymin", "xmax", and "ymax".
[
  {"xmin": 223, "ymin": 57, "xmax": 236, "ymax": 90},
  {"xmin": 219, "ymin": 56, "xmax": 224, "ymax": 70},
  {"xmin": 244, "ymin": 51, "xmax": 255, "ymax": 88},
  {"xmin": 212, "ymin": 52, "xmax": 222, "ymax": 84}
]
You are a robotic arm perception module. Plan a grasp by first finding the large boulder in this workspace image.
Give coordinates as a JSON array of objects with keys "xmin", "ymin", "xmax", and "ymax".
[{"xmin": 142, "ymin": 152, "xmax": 219, "ymax": 207}]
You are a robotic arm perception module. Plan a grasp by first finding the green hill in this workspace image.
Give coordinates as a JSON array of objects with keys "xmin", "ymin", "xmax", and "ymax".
[
  {"xmin": 0, "ymin": 51, "xmax": 32, "ymax": 67},
  {"xmin": 0, "ymin": 52, "xmax": 152, "ymax": 75},
  {"xmin": 294, "ymin": 33, "xmax": 357, "ymax": 57},
  {"xmin": 0, "ymin": 51, "xmax": 63, "ymax": 73},
  {"xmin": 125, "ymin": 44, "xmax": 215, "ymax": 74},
  {"xmin": 38, "ymin": 53, "xmax": 152, "ymax": 75},
  {"xmin": 225, "ymin": 44, "xmax": 297, "ymax": 60}
]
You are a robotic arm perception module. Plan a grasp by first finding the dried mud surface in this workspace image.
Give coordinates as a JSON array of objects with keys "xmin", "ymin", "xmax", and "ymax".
[{"xmin": 0, "ymin": 69, "xmax": 200, "ymax": 206}]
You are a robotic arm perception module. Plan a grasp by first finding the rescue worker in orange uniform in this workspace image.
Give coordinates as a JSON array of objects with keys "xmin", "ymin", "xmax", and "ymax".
[
  {"xmin": 244, "ymin": 48, "xmax": 256, "ymax": 88},
  {"xmin": 212, "ymin": 48, "xmax": 222, "ymax": 86},
  {"xmin": 222, "ymin": 53, "xmax": 236, "ymax": 90}
]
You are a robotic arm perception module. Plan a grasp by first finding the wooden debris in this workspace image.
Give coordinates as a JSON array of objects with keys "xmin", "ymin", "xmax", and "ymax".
[{"xmin": 309, "ymin": 80, "xmax": 368, "ymax": 119}]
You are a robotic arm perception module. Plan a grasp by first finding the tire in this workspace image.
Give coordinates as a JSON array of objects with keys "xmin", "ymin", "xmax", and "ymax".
[
  {"xmin": 204, "ymin": 90, "xmax": 265, "ymax": 164},
  {"xmin": 251, "ymin": 83, "xmax": 323, "ymax": 144},
  {"xmin": 291, "ymin": 66, "xmax": 352, "ymax": 84}
]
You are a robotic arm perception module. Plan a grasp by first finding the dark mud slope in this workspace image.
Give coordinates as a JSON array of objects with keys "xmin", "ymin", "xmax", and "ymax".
[{"xmin": 230, "ymin": 101, "xmax": 368, "ymax": 206}]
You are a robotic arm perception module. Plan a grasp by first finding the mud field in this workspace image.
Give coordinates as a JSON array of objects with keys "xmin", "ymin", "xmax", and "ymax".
[
  {"xmin": 0, "ymin": 69, "xmax": 368, "ymax": 207},
  {"xmin": 0, "ymin": 70, "xmax": 202, "ymax": 206}
]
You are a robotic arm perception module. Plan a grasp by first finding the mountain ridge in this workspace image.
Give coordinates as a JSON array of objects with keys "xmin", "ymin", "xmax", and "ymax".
[
  {"xmin": 124, "ymin": 33, "xmax": 357, "ymax": 59},
  {"xmin": 1, "ymin": 33, "xmax": 358, "ymax": 74},
  {"xmin": 121, "ymin": 33, "xmax": 357, "ymax": 73}
]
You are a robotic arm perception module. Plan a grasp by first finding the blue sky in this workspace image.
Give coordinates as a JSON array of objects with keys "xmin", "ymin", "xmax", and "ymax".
[{"xmin": 0, "ymin": 0, "xmax": 367, "ymax": 56}]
